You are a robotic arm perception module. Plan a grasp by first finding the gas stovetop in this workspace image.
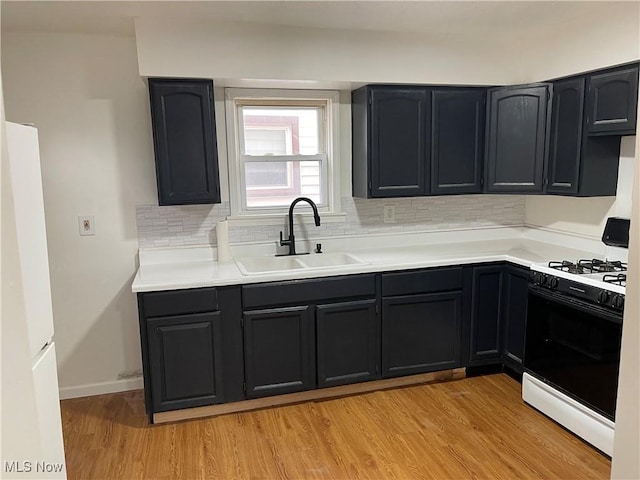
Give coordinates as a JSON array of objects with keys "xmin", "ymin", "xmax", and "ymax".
[{"xmin": 530, "ymin": 259, "xmax": 626, "ymax": 310}]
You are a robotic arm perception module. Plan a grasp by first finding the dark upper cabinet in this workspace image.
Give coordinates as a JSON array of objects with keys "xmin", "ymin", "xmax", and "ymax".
[
  {"xmin": 316, "ymin": 299, "xmax": 380, "ymax": 388},
  {"xmin": 586, "ymin": 65, "xmax": 639, "ymax": 136},
  {"xmin": 431, "ymin": 89, "xmax": 485, "ymax": 194},
  {"xmin": 469, "ymin": 265, "xmax": 503, "ymax": 365},
  {"xmin": 502, "ymin": 265, "xmax": 529, "ymax": 372},
  {"xmin": 548, "ymin": 77, "xmax": 621, "ymax": 197},
  {"xmin": 147, "ymin": 312, "xmax": 224, "ymax": 412},
  {"xmin": 547, "ymin": 78, "xmax": 585, "ymax": 194},
  {"xmin": 352, "ymin": 86, "xmax": 429, "ymax": 198},
  {"xmin": 485, "ymin": 84, "xmax": 551, "ymax": 193},
  {"xmin": 243, "ymin": 306, "xmax": 315, "ymax": 398},
  {"xmin": 148, "ymin": 78, "xmax": 221, "ymax": 206}
]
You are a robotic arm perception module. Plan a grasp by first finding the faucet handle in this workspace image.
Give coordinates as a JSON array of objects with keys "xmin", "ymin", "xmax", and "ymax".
[{"xmin": 279, "ymin": 231, "xmax": 290, "ymax": 246}]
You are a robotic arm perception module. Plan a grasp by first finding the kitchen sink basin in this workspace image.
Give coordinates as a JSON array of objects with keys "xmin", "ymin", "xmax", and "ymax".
[
  {"xmin": 298, "ymin": 252, "xmax": 367, "ymax": 268},
  {"xmin": 235, "ymin": 256, "xmax": 307, "ymax": 275},
  {"xmin": 235, "ymin": 252, "xmax": 368, "ymax": 275}
]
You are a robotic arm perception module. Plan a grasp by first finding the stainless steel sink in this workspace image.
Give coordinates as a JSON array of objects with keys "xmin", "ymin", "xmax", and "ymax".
[{"xmin": 235, "ymin": 252, "xmax": 368, "ymax": 275}]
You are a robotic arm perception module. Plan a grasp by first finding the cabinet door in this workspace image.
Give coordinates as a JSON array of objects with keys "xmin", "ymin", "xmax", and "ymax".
[
  {"xmin": 469, "ymin": 265, "xmax": 503, "ymax": 364},
  {"xmin": 149, "ymin": 78, "xmax": 221, "ymax": 205},
  {"xmin": 502, "ymin": 266, "xmax": 529, "ymax": 371},
  {"xmin": 485, "ymin": 85, "xmax": 550, "ymax": 193},
  {"xmin": 147, "ymin": 312, "xmax": 224, "ymax": 412},
  {"xmin": 382, "ymin": 292, "xmax": 461, "ymax": 378},
  {"xmin": 370, "ymin": 87, "xmax": 429, "ymax": 197},
  {"xmin": 243, "ymin": 306, "xmax": 314, "ymax": 398},
  {"xmin": 547, "ymin": 78, "xmax": 585, "ymax": 194},
  {"xmin": 316, "ymin": 299, "xmax": 379, "ymax": 388},
  {"xmin": 431, "ymin": 90, "xmax": 485, "ymax": 194},
  {"xmin": 587, "ymin": 65, "xmax": 639, "ymax": 135}
]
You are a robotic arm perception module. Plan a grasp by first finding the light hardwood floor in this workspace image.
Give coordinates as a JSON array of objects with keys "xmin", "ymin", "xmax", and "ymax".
[{"xmin": 60, "ymin": 374, "xmax": 610, "ymax": 479}]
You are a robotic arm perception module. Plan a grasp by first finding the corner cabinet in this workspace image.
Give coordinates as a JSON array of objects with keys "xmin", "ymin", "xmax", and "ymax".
[
  {"xmin": 466, "ymin": 263, "xmax": 530, "ymax": 373},
  {"xmin": 485, "ymin": 84, "xmax": 551, "ymax": 193},
  {"xmin": 547, "ymin": 77, "xmax": 622, "ymax": 197},
  {"xmin": 586, "ymin": 65, "xmax": 639, "ymax": 136},
  {"xmin": 148, "ymin": 78, "xmax": 221, "ymax": 206}
]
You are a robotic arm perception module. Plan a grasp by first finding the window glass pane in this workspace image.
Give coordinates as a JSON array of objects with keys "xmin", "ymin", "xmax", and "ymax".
[
  {"xmin": 241, "ymin": 107, "xmax": 321, "ymax": 155},
  {"xmin": 245, "ymin": 162, "xmax": 288, "ymax": 187},
  {"xmin": 245, "ymin": 160, "xmax": 322, "ymax": 208}
]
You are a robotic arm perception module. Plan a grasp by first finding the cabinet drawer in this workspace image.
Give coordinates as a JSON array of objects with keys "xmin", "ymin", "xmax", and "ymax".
[
  {"xmin": 381, "ymin": 267, "xmax": 462, "ymax": 296},
  {"xmin": 242, "ymin": 274, "xmax": 376, "ymax": 309},
  {"xmin": 142, "ymin": 287, "xmax": 218, "ymax": 317}
]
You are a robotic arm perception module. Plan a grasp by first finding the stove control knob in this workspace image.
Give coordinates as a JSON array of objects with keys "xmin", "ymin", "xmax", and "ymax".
[
  {"xmin": 612, "ymin": 295, "xmax": 625, "ymax": 310},
  {"xmin": 597, "ymin": 290, "xmax": 610, "ymax": 304},
  {"xmin": 549, "ymin": 277, "xmax": 559, "ymax": 289},
  {"xmin": 539, "ymin": 274, "xmax": 548, "ymax": 286}
]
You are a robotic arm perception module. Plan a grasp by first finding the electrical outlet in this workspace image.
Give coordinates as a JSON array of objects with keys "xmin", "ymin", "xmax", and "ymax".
[
  {"xmin": 383, "ymin": 205, "xmax": 395, "ymax": 223},
  {"xmin": 78, "ymin": 215, "xmax": 95, "ymax": 236}
]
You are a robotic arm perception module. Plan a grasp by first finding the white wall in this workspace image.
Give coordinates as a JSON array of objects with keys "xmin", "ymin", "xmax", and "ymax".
[
  {"xmin": 611, "ymin": 125, "xmax": 640, "ymax": 480},
  {"xmin": 522, "ymin": 1, "xmax": 639, "ymax": 240},
  {"xmin": 134, "ymin": 19, "xmax": 524, "ymax": 85},
  {"xmin": 1, "ymin": 32, "xmax": 157, "ymax": 394},
  {"xmin": 525, "ymin": 137, "xmax": 635, "ymax": 238},
  {"xmin": 521, "ymin": 2, "xmax": 640, "ymax": 82}
]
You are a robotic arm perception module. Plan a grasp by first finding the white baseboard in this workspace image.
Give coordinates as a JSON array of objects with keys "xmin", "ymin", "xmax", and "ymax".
[{"xmin": 59, "ymin": 377, "xmax": 143, "ymax": 400}]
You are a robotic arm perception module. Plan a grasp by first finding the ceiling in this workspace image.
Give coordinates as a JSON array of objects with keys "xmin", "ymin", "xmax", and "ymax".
[{"xmin": 1, "ymin": 1, "xmax": 631, "ymax": 38}]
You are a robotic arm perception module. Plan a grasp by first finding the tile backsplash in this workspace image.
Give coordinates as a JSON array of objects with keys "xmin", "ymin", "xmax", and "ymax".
[{"xmin": 136, "ymin": 195, "xmax": 526, "ymax": 249}]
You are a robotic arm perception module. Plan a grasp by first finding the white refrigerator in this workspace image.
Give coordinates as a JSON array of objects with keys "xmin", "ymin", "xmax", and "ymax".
[{"xmin": 5, "ymin": 122, "xmax": 67, "ymax": 479}]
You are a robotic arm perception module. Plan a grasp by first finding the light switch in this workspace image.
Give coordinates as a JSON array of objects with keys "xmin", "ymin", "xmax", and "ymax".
[{"xmin": 78, "ymin": 215, "xmax": 95, "ymax": 236}]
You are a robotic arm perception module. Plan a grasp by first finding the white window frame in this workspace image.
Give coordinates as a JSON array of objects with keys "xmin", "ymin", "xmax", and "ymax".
[{"xmin": 225, "ymin": 88, "xmax": 341, "ymax": 220}]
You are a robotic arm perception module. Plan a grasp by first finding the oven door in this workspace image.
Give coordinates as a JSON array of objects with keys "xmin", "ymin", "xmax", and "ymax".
[{"xmin": 524, "ymin": 285, "xmax": 622, "ymax": 421}]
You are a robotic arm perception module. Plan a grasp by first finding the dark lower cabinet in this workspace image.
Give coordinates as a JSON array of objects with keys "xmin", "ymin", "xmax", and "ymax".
[
  {"xmin": 485, "ymin": 84, "xmax": 551, "ymax": 193},
  {"xmin": 138, "ymin": 264, "xmax": 533, "ymax": 421},
  {"xmin": 469, "ymin": 265, "xmax": 503, "ymax": 365},
  {"xmin": 243, "ymin": 306, "xmax": 315, "ymax": 398},
  {"xmin": 382, "ymin": 292, "xmax": 461, "ymax": 377},
  {"xmin": 467, "ymin": 263, "xmax": 530, "ymax": 372},
  {"xmin": 586, "ymin": 65, "xmax": 639, "ymax": 135},
  {"xmin": 502, "ymin": 265, "xmax": 529, "ymax": 372},
  {"xmin": 316, "ymin": 299, "xmax": 379, "ymax": 387},
  {"xmin": 148, "ymin": 78, "xmax": 221, "ymax": 205},
  {"xmin": 147, "ymin": 312, "xmax": 224, "ymax": 412}
]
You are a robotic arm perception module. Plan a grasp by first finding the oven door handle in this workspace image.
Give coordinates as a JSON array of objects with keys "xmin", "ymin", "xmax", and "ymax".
[{"xmin": 528, "ymin": 285, "xmax": 623, "ymax": 325}]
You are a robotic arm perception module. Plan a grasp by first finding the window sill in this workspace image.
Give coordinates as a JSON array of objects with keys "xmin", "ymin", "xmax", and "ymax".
[{"xmin": 226, "ymin": 211, "xmax": 346, "ymax": 227}]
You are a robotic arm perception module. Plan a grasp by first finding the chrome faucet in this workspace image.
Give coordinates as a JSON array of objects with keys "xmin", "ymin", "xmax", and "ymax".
[{"xmin": 279, "ymin": 197, "xmax": 321, "ymax": 256}]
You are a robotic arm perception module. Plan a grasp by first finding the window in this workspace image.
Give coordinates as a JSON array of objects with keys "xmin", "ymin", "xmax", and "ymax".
[{"xmin": 225, "ymin": 89, "xmax": 340, "ymax": 217}]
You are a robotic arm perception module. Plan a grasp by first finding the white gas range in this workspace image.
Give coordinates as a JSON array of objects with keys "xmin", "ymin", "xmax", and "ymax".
[{"xmin": 523, "ymin": 255, "xmax": 627, "ymax": 456}]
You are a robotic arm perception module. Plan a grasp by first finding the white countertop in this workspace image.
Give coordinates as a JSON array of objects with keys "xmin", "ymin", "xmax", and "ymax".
[{"xmin": 132, "ymin": 229, "xmax": 603, "ymax": 292}]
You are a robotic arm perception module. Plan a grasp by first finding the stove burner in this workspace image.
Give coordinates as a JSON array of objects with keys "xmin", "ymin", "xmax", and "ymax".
[
  {"xmin": 548, "ymin": 261, "xmax": 584, "ymax": 274},
  {"xmin": 578, "ymin": 259, "xmax": 627, "ymax": 273},
  {"xmin": 603, "ymin": 273, "xmax": 627, "ymax": 287}
]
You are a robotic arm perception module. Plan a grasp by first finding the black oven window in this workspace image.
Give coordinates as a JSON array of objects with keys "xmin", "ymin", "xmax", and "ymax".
[{"xmin": 525, "ymin": 292, "xmax": 622, "ymax": 420}]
